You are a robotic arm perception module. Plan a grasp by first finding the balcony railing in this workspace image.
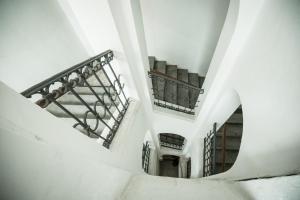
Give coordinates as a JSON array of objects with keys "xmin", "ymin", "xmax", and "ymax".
[
  {"xmin": 159, "ymin": 133, "xmax": 185, "ymax": 150},
  {"xmin": 142, "ymin": 141, "xmax": 151, "ymax": 173},
  {"xmin": 21, "ymin": 50, "xmax": 129, "ymax": 148},
  {"xmin": 203, "ymin": 123, "xmax": 217, "ymax": 177},
  {"xmin": 148, "ymin": 71, "xmax": 204, "ymax": 115}
]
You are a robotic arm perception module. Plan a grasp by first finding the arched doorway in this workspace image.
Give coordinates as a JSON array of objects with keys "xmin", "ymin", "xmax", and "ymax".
[{"xmin": 159, "ymin": 155, "xmax": 180, "ymax": 177}]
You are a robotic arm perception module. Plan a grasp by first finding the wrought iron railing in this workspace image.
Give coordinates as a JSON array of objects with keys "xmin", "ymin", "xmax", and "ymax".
[
  {"xmin": 21, "ymin": 50, "xmax": 129, "ymax": 148},
  {"xmin": 148, "ymin": 71, "xmax": 204, "ymax": 115},
  {"xmin": 203, "ymin": 123, "xmax": 217, "ymax": 177},
  {"xmin": 159, "ymin": 133, "xmax": 185, "ymax": 150},
  {"xmin": 142, "ymin": 141, "xmax": 151, "ymax": 173}
]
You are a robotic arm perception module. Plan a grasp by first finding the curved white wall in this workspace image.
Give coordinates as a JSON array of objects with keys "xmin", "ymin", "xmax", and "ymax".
[
  {"xmin": 140, "ymin": 0, "xmax": 230, "ymax": 75},
  {"xmin": 0, "ymin": 0, "xmax": 88, "ymax": 92},
  {"xmin": 190, "ymin": 0, "xmax": 300, "ymax": 179}
]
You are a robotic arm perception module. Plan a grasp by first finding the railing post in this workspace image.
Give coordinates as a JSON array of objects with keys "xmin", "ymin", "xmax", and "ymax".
[
  {"xmin": 212, "ymin": 122, "xmax": 217, "ymax": 175},
  {"xmin": 203, "ymin": 137, "xmax": 206, "ymax": 177}
]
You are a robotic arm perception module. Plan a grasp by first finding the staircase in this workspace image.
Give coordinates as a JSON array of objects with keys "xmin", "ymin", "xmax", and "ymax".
[
  {"xmin": 203, "ymin": 107, "xmax": 243, "ymax": 176},
  {"xmin": 148, "ymin": 56, "xmax": 204, "ymax": 114},
  {"xmin": 46, "ymin": 71, "xmax": 119, "ymax": 139},
  {"xmin": 215, "ymin": 107, "xmax": 243, "ymax": 174},
  {"xmin": 21, "ymin": 50, "xmax": 129, "ymax": 148}
]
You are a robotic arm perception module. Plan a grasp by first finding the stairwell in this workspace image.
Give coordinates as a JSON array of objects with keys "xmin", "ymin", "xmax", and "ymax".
[
  {"xmin": 148, "ymin": 56, "xmax": 205, "ymax": 114},
  {"xmin": 215, "ymin": 107, "xmax": 243, "ymax": 174}
]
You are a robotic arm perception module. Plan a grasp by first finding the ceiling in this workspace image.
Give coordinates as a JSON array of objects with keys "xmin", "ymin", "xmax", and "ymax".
[{"xmin": 140, "ymin": 0, "xmax": 230, "ymax": 76}]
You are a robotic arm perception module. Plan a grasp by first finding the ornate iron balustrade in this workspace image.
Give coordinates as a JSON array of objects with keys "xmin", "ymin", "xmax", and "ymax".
[
  {"xmin": 159, "ymin": 133, "xmax": 185, "ymax": 150},
  {"xmin": 21, "ymin": 50, "xmax": 129, "ymax": 148},
  {"xmin": 148, "ymin": 71, "xmax": 204, "ymax": 115},
  {"xmin": 203, "ymin": 123, "xmax": 217, "ymax": 177},
  {"xmin": 142, "ymin": 141, "xmax": 151, "ymax": 173}
]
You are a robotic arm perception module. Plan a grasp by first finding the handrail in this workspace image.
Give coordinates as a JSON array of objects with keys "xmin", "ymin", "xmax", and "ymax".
[
  {"xmin": 203, "ymin": 122, "xmax": 217, "ymax": 177},
  {"xmin": 21, "ymin": 50, "xmax": 129, "ymax": 148},
  {"xmin": 142, "ymin": 141, "xmax": 151, "ymax": 173},
  {"xmin": 148, "ymin": 70, "xmax": 204, "ymax": 115},
  {"xmin": 22, "ymin": 50, "xmax": 112, "ymax": 98},
  {"xmin": 148, "ymin": 70, "xmax": 204, "ymax": 92}
]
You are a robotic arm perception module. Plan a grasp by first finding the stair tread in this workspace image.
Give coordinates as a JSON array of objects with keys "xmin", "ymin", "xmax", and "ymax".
[
  {"xmin": 165, "ymin": 65, "xmax": 177, "ymax": 104},
  {"xmin": 216, "ymin": 146, "xmax": 240, "ymax": 151},
  {"xmin": 148, "ymin": 56, "xmax": 155, "ymax": 70},
  {"xmin": 177, "ymin": 69, "xmax": 189, "ymax": 108},
  {"xmin": 71, "ymin": 86, "xmax": 116, "ymax": 96},
  {"xmin": 199, "ymin": 76, "xmax": 205, "ymax": 88},
  {"xmin": 85, "ymin": 70, "xmax": 110, "ymax": 86},
  {"xmin": 177, "ymin": 69, "xmax": 188, "ymax": 82},
  {"xmin": 153, "ymin": 61, "xmax": 167, "ymax": 101},
  {"xmin": 188, "ymin": 73, "xmax": 199, "ymax": 87},
  {"xmin": 46, "ymin": 103, "xmax": 115, "ymax": 120},
  {"xmin": 154, "ymin": 61, "xmax": 166, "ymax": 73},
  {"xmin": 57, "ymin": 93, "xmax": 118, "ymax": 106},
  {"xmin": 188, "ymin": 73, "xmax": 200, "ymax": 108},
  {"xmin": 166, "ymin": 65, "xmax": 177, "ymax": 79}
]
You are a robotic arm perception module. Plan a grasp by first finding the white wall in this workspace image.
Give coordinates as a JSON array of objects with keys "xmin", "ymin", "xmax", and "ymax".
[
  {"xmin": 0, "ymin": 81, "xmax": 151, "ymax": 199},
  {"xmin": 57, "ymin": 0, "xmax": 139, "ymax": 99},
  {"xmin": 140, "ymin": 0, "xmax": 230, "ymax": 75},
  {"xmin": 0, "ymin": 0, "xmax": 89, "ymax": 92},
  {"xmin": 120, "ymin": 174, "xmax": 300, "ymax": 200},
  {"xmin": 190, "ymin": 0, "xmax": 300, "ymax": 179}
]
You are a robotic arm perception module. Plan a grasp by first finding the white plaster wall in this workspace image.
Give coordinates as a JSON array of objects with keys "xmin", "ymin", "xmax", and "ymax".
[
  {"xmin": 57, "ymin": 0, "xmax": 139, "ymax": 99},
  {"xmin": 120, "ymin": 174, "xmax": 300, "ymax": 200},
  {"xmin": 0, "ymin": 81, "xmax": 151, "ymax": 198},
  {"xmin": 0, "ymin": 0, "xmax": 89, "ymax": 92},
  {"xmin": 190, "ymin": 0, "xmax": 300, "ymax": 179},
  {"xmin": 140, "ymin": 0, "xmax": 230, "ymax": 75}
]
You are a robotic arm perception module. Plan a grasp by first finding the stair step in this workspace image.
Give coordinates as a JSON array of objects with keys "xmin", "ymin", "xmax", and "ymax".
[
  {"xmin": 85, "ymin": 70, "xmax": 111, "ymax": 86},
  {"xmin": 215, "ymin": 149, "xmax": 239, "ymax": 164},
  {"xmin": 71, "ymin": 86, "xmax": 116, "ymax": 96},
  {"xmin": 227, "ymin": 113, "xmax": 243, "ymax": 124},
  {"xmin": 57, "ymin": 93, "xmax": 118, "ymax": 106},
  {"xmin": 216, "ymin": 147, "xmax": 239, "ymax": 151},
  {"xmin": 188, "ymin": 73, "xmax": 200, "ymax": 108},
  {"xmin": 148, "ymin": 56, "xmax": 155, "ymax": 70},
  {"xmin": 216, "ymin": 136, "xmax": 241, "ymax": 150},
  {"xmin": 46, "ymin": 103, "xmax": 115, "ymax": 120},
  {"xmin": 177, "ymin": 69, "xmax": 189, "ymax": 108},
  {"xmin": 153, "ymin": 61, "xmax": 167, "ymax": 101},
  {"xmin": 217, "ymin": 124, "xmax": 243, "ymax": 137},
  {"xmin": 199, "ymin": 76, "xmax": 205, "ymax": 88},
  {"xmin": 165, "ymin": 65, "xmax": 177, "ymax": 104},
  {"xmin": 154, "ymin": 61, "xmax": 167, "ymax": 73}
]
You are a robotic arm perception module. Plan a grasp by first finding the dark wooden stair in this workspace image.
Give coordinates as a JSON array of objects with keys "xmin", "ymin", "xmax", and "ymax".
[{"xmin": 149, "ymin": 56, "xmax": 205, "ymax": 110}]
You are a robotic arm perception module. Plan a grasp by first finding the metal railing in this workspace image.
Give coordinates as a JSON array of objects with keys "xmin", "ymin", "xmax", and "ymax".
[
  {"xmin": 142, "ymin": 141, "xmax": 151, "ymax": 173},
  {"xmin": 21, "ymin": 50, "xmax": 129, "ymax": 148},
  {"xmin": 148, "ymin": 71, "xmax": 204, "ymax": 115},
  {"xmin": 159, "ymin": 133, "xmax": 185, "ymax": 150},
  {"xmin": 203, "ymin": 123, "xmax": 217, "ymax": 177}
]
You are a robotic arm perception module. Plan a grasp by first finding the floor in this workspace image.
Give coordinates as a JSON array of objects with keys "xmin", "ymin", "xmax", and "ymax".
[{"xmin": 159, "ymin": 155, "xmax": 179, "ymax": 177}]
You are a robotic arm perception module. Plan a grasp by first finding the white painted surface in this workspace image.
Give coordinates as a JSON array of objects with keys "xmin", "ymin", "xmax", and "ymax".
[
  {"xmin": 121, "ymin": 174, "xmax": 300, "ymax": 200},
  {"xmin": 140, "ymin": 0, "xmax": 230, "ymax": 75},
  {"xmin": 0, "ymin": 0, "xmax": 88, "ymax": 92},
  {"xmin": 0, "ymin": 81, "xmax": 151, "ymax": 199},
  {"xmin": 57, "ymin": 0, "xmax": 139, "ymax": 99},
  {"xmin": 189, "ymin": 0, "xmax": 300, "ymax": 179}
]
